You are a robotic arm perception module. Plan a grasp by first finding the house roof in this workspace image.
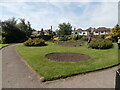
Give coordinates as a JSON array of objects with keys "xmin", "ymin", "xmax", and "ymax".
[
  {"xmin": 94, "ymin": 27, "xmax": 111, "ymax": 32},
  {"xmin": 75, "ymin": 29, "xmax": 88, "ymax": 32},
  {"xmin": 43, "ymin": 30, "xmax": 51, "ymax": 33}
]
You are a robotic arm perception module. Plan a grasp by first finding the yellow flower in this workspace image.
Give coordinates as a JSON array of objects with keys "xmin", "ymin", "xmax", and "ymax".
[
  {"xmin": 105, "ymin": 36, "xmax": 112, "ymax": 39},
  {"xmin": 53, "ymin": 37, "xmax": 60, "ymax": 41}
]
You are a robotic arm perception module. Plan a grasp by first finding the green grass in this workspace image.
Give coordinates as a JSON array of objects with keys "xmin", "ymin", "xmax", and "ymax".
[
  {"xmin": 0, "ymin": 44, "xmax": 9, "ymax": 48},
  {"xmin": 16, "ymin": 42, "xmax": 119, "ymax": 80}
]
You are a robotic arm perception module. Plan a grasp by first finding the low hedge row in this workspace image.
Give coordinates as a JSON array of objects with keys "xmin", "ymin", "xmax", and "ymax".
[{"xmin": 89, "ymin": 39, "xmax": 113, "ymax": 49}]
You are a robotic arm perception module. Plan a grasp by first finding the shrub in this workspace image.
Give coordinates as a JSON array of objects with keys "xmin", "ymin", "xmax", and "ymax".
[
  {"xmin": 89, "ymin": 39, "xmax": 113, "ymax": 49},
  {"xmin": 77, "ymin": 35, "xmax": 83, "ymax": 40},
  {"xmin": 24, "ymin": 39, "xmax": 46, "ymax": 46},
  {"xmin": 100, "ymin": 35, "xmax": 106, "ymax": 39},
  {"xmin": 70, "ymin": 35, "xmax": 78, "ymax": 40},
  {"xmin": 53, "ymin": 37, "xmax": 60, "ymax": 41},
  {"xmin": 105, "ymin": 36, "xmax": 112, "ymax": 40},
  {"xmin": 81, "ymin": 36, "xmax": 89, "ymax": 41},
  {"xmin": 38, "ymin": 35, "xmax": 53, "ymax": 41},
  {"xmin": 59, "ymin": 37, "xmax": 69, "ymax": 41}
]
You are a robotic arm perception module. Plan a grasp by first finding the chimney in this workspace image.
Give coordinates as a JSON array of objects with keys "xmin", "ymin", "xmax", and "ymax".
[
  {"xmin": 74, "ymin": 28, "xmax": 76, "ymax": 31},
  {"xmin": 51, "ymin": 26, "xmax": 52, "ymax": 31}
]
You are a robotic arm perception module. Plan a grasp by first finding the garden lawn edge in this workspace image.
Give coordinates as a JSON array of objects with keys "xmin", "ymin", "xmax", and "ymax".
[
  {"xmin": 0, "ymin": 44, "xmax": 9, "ymax": 49},
  {"xmin": 14, "ymin": 45, "xmax": 45, "ymax": 82},
  {"xmin": 15, "ymin": 43, "xmax": 119, "ymax": 81},
  {"xmin": 44, "ymin": 63, "xmax": 120, "ymax": 81}
]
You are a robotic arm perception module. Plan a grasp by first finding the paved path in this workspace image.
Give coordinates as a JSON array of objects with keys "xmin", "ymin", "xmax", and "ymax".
[{"xmin": 2, "ymin": 44, "xmax": 118, "ymax": 88}]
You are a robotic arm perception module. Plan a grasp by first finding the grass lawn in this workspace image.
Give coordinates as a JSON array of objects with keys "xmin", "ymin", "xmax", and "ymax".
[
  {"xmin": 16, "ymin": 42, "xmax": 119, "ymax": 80},
  {"xmin": 0, "ymin": 44, "xmax": 9, "ymax": 48}
]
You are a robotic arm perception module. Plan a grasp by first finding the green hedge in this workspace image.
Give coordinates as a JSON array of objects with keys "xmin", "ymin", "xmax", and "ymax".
[
  {"xmin": 89, "ymin": 39, "xmax": 113, "ymax": 49},
  {"xmin": 30, "ymin": 35, "xmax": 53, "ymax": 41}
]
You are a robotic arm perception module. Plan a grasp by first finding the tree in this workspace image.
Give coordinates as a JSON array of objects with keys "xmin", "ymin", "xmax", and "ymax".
[
  {"xmin": 17, "ymin": 18, "xmax": 32, "ymax": 37},
  {"xmin": 0, "ymin": 18, "xmax": 27, "ymax": 43},
  {"xmin": 57, "ymin": 22, "xmax": 72, "ymax": 35},
  {"xmin": 40, "ymin": 28, "xmax": 44, "ymax": 35},
  {"xmin": 110, "ymin": 24, "xmax": 120, "ymax": 41}
]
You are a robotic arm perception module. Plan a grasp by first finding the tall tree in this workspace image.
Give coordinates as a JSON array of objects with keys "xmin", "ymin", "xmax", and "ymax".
[
  {"xmin": 0, "ymin": 18, "xmax": 27, "ymax": 43},
  {"xmin": 17, "ymin": 18, "xmax": 32, "ymax": 37},
  {"xmin": 57, "ymin": 22, "xmax": 72, "ymax": 35}
]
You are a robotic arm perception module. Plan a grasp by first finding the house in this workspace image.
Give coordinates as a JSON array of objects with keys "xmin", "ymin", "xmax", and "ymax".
[
  {"xmin": 72, "ymin": 28, "xmax": 89, "ymax": 35},
  {"xmin": 72, "ymin": 27, "xmax": 110, "ymax": 36},
  {"xmin": 43, "ymin": 29, "xmax": 52, "ymax": 35},
  {"xmin": 93, "ymin": 27, "xmax": 111, "ymax": 35},
  {"xmin": 72, "ymin": 27, "xmax": 95, "ymax": 35},
  {"xmin": 32, "ymin": 31, "xmax": 41, "ymax": 36}
]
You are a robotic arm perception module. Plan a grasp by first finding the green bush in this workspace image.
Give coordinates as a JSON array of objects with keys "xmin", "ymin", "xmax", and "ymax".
[
  {"xmin": 59, "ymin": 37, "xmax": 69, "ymax": 41},
  {"xmin": 81, "ymin": 36, "xmax": 89, "ymax": 41},
  {"xmin": 38, "ymin": 35, "xmax": 53, "ymax": 41},
  {"xmin": 89, "ymin": 39, "xmax": 113, "ymax": 49},
  {"xmin": 77, "ymin": 35, "xmax": 83, "ymax": 40},
  {"xmin": 24, "ymin": 39, "xmax": 46, "ymax": 46}
]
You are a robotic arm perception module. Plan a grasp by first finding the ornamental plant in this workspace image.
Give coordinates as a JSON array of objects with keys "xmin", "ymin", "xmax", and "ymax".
[
  {"xmin": 89, "ymin": 39, "xmax": 113, "ymax": 49},
  {"xmin": 24, "ymin": 38, "xmax": 46, "ymax": 46}
]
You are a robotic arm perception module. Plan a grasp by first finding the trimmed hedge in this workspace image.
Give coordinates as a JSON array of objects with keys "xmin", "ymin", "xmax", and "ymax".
[
  {"xmin": 24, "ymin": 39, "xmax": 46, "ymax": 46},
  {"xmin": 89, "ymin": 39, "xmax": 113, "ymax": 49}
]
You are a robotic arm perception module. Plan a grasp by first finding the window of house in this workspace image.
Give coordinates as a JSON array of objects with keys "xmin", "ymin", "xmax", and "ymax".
[
  {"xmin": 95, "ymin": 31, "xmax": 98, "ymax": 33},
  {"xmin": 75, "ymin": 32, "xmax": 77, "ymax": 34},
  {"xmin": 101, "ymin": 31, "xmax": 104, "ymax": 33}
]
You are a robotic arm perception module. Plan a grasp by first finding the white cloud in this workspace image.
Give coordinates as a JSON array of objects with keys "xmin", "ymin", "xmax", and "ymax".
[
  {"xmin": 0, "ymin": 2, "xmax": 118, "ymax": 30},
  {"xmin": 1, "ymin": 0, "xmax": 119, "ymax": 2}
]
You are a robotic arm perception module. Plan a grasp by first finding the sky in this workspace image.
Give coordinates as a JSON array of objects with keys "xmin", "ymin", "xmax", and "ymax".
[{"xmin": 0, "ymin": 0, "xmax": 119, "ymax": 31}]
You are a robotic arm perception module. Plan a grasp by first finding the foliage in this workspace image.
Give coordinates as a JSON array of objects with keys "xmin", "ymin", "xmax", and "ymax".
[
  {"xmin": 17, "ymin": 18, "xmax": 33, "ymax": 37},
  {"xmin": 30, "ymin": 35, "xmax": 53, "ymax": 41},
  {"xmin": 100, "ymin": 35, "xmax": 106, "ymax": 39},
  {"xmin": 110, "ymin": 24, "xmax": 120, "ymax": 42},
  {"xmin": 55, "ymin": 40, "xmax": 85, "ymax": 47},
  {"xmin": 38, "ymin": 35, "xmax": 53, "ymax": 41},
  {"xmin": 57, "ymin": 22, "xmax": 72, "ymax": 35},
  {"xmin": 0, "ymin": 17, "xmax": 34, "ymax": 43},
  {"xmin": 53, "ymin": 37, "xmax": 60, "ymax": 41},
  {"xmin": 77, "ymin": 35, "xmax": 83, "ymax": 40},
  {"xmin": 59, "ymin": 36, "xmax": 69, "ymax": 41},
  {"xmin": 89, "ymin": 39, "xmax": 113, "ymax": 49},
  {"xmin": 1, "ymin": 19, "xmax": 28, "ymax": 43},
  {"xmin": 40, "ymin": 28, "xmax": 44, "ymax": 35},
  {"xmin": 24, "ymin": 38, "xmax": 46, "ymax": 46},
  {"xmin": 105, "ymin": 35, "xmax": 112, "ymax": 40},
  {"xmin": 70, "ymin": 35, "xmax": 78, "ymax": 40},
  {"xmin": 81, "ymin": 35, "xmax": 89, "ymax": 41}
]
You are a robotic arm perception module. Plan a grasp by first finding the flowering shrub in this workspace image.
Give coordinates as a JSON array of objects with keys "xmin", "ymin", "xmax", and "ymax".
[
  {"xmin": 59, "ymin": 37, "xmax": 69, "ymax": 41},
  {"xmin": 24, "ymin": 39, "xmax": 46, "ymax": 46},
  {"xmin": 91, "ymin": 38, "xmax": 96, "ymax": 41},
  {"xmin": 53, "ymin": 37, "xmax": 60, "ymax": 41},
  {"xmin": 89, "ymin": 39, "xmax": 113, "ymax": 49},
  {"xmin": 70, "ymin": 35, "xmax": 78, "ymax": 40},
  {"xmin": 105, "ymin": 36, "xmax": 112, "ymax": 40}
]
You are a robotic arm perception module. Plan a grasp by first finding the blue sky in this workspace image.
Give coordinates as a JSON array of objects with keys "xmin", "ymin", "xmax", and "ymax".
[{"xmin": 0, "ymin": 1, "xmax": 118, "ymax": 30}]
